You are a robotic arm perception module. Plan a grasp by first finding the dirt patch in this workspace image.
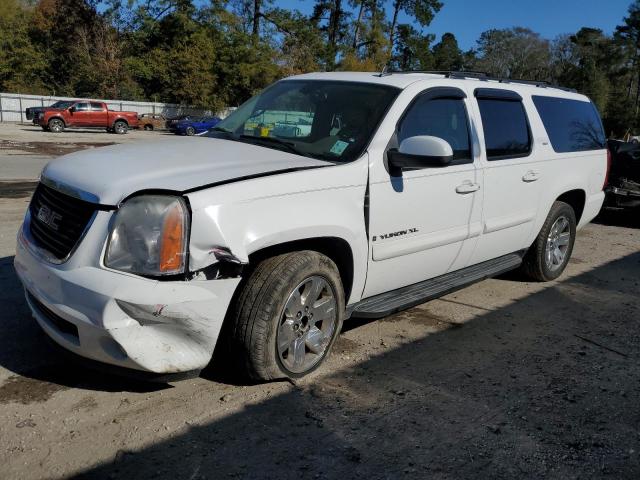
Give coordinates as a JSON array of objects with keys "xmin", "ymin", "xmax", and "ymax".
[
  {"xmin": 0, "ymin": 375, "xmax": 68, "ymax": 405},
  {"xmin": 71, "ymin": 396, "xmax": 98, "ymax": 412},
  {"xmin": 383, "ymin": 308, "xmax": 447, "ymax": 327},
  {"xmin": 0, "ymin": 140, "xmax": 114, "ymax": 157},
  {"xmin": 0, "ymin": 181, "xmax": 37, "ymax": 199},
  {"xmin": 333, "ymin": 336, "xmax": 359, "ymax": 354}
]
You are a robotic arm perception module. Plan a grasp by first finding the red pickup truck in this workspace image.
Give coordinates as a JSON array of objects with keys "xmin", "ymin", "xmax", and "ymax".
[{"xmin": 37, "ymin": 101, "xmax": 139, "ymax": 134}]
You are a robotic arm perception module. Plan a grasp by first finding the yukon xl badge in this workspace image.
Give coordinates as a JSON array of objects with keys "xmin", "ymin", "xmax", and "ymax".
[
  {"xmin": 372, "ymin": 228, "xmax": 418, "ymax": 242},
  {"xmin": 36, "ymin": 205, "xmax": 62, "ymax": 231}
]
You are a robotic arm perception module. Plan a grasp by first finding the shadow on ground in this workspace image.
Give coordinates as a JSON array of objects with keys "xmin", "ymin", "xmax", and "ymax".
[{"xmin": 51, "ymin": 252, "xmax": 640, "ymax": 479}]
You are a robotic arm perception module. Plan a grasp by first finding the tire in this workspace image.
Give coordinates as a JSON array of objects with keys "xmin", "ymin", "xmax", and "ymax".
[
  {"xmin": 185, "ymin": 126, "xmax": 196, "ymax": 136},
  {"xmin": 144, "ymin": 124, "xmax": 153, "ymax": 131},
  {"xmin": 48, "ymin": 118, "xmax": 64, "ymax": 133},
  {"xmin": 226, "ymin": 251, "xmax": 345, "ymax": 381},
  {"xmin": 521, "ymin": 201, "xmax": 577, "ymax": 282},
  {"xmin": 113, "ymin": 120, "xmax": 128, "ymax": 135},
  {"xmin": 41, "ymin": 126, "xmax": 49, "ymax": 132}
]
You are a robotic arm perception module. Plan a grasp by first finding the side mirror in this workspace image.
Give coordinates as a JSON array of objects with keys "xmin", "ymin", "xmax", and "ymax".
[
  {"xmin": 69, "ymin": 106, "xmax": 76, "ymax": 113},
  {"xmin": 388, "ymin": 136, "xmax": 454, "ymax": 172}
]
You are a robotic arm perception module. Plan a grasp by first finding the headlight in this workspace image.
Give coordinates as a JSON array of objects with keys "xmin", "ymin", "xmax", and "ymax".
[{"xmin": 105, "ymin": 195, "xmax": 189, "ymax": 276}]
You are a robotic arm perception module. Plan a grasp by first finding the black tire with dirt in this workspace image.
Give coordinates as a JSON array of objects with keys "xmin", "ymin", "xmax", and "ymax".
[
  {"xmin": 225, "ymin": 251, "xmax": 345, "ymax": 381},
  {"xmin": 48, "ymin": 118, "xmax": 64, "ymax": 133},
  {"xmin": 521, "ymin": 201, "xmax": 577, "ymax": 282},
  {"xmin": 113, "ymin": 120, "xmax": 128, "ymax": 134}
]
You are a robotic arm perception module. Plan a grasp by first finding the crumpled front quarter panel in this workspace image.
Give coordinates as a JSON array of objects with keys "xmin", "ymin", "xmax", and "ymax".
[{"xmin": 186, "ymin": 159, "xmax": 370, "ymax": 305}]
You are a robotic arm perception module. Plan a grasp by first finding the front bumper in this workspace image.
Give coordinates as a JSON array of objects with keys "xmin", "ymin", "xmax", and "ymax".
[{"xmin": 14, "ymin": 222, "xmax": 241, "ymax": 374}]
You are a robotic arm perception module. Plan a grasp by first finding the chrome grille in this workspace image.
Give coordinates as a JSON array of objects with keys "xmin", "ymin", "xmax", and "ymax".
[{"xmin": 28, "ymin": 182, "xmax": 97, "ymax": 261}]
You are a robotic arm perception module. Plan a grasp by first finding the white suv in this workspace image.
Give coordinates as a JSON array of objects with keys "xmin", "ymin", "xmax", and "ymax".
[{"xmin": 15, "ymin": 72, "xmax": 609, "ymax": 381}]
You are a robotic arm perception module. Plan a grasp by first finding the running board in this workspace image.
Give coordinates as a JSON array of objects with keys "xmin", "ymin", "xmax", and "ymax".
[{"xmin": 351, "ymin": 252, "xmax": 524, "ymax": 319}]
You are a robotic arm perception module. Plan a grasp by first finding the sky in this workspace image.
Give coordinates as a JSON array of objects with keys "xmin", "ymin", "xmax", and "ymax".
[{"xmin": 278, "ymin": 0, "xmax": 633, "ymax": 50}]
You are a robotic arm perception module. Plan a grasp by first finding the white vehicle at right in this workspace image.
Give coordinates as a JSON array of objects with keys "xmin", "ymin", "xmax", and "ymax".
[{"xmin": 16, "ymin": 70, "xmax": 608, "ymax": 381}]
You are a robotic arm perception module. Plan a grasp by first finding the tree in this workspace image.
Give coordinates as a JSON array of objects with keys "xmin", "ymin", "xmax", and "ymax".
[
  {"xmin": 388, "ymin": 0, "xmax": 442, "ymax": 53},
  {"xmin": 476, "ymin": 27, "xmax": 551, "ymax": 80},
  {"xmin": 0, "ymin": 0, "xmax": 47, "ymax": 93},
  {"xmin": 432, "ymin": 32, "xmax": 463, "ymax": 71},
  {"xmin": 392, "ymin": 24, "xmax": 433, "ymax": 70},
  {"xmin": 312, "ymin": 0, "xmax": 351, "ymax": 68}
]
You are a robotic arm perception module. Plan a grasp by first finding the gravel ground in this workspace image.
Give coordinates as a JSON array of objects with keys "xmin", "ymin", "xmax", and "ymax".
[{"xmin": 0, "ymin": 125, "xmax": 638, "ymax": 479}]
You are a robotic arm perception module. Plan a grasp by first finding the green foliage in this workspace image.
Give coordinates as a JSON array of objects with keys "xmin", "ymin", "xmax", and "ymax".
[
  {"xmin": 1, "ymin": 0, "xmax": 640, "ymax": 135},
  {"xmin": 0, "ymin": 0, "xmax": 47, "ymax": 93}
]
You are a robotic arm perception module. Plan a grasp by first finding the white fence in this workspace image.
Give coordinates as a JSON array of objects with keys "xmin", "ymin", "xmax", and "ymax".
[{"xmin": 0, "ymin": 92, "xmax": 217, "ymax": 122}]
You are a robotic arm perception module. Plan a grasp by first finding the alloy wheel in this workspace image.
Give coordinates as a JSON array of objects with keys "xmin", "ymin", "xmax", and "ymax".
[
  {"xmin": 276, "ymin": 275, "xmax": 338, "ymax": 374},
  {"xmin": 545, "ymin": 215, "xmax": 571, "ymax": 271}
]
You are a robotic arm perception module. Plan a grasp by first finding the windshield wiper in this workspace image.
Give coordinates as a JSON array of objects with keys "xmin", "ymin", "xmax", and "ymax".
[{"xmin": 239, "ymin": 134, "xmax": 304, "ymax": 156}]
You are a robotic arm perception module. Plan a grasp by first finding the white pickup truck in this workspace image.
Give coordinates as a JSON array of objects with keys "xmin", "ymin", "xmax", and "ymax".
[{"xmin": 15, "ymin": 71, "xmax": 609, "ymax": 381}]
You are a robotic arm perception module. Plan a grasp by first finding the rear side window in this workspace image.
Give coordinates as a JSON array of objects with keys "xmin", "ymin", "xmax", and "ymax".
[
  {"xmin": 90, "ymin": 102, "xmax": 103, "ymax": 111},
  {"xmin": 477, "ymin": 99, "xmax": 531, "ymax": 160},
  {"xmin": 75, "ymin": 103, "xmax": 90, "ymax": 111},
  {"xmin": 399, "ymin": 97, "xmax": 471, "ymax": 163},
  {"xmin": 532, "ymin": 96, "xmax": 606, "ymax": 152}
]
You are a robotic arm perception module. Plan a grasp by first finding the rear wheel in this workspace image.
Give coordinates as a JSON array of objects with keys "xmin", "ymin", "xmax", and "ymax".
[
  {"xmin": 113, "ymin": 120, "xmax": 128, "ymax": 135},
  {"xmin": 48, "ymin": 118, "xmax": 64, "ymax": 133},
  {"xmin": 185, "ymin": 126, "xmax": 196, "ymax": 136},
  {"xmin": 226, "ymin": 251, "xmax": 344, "ymax": 381},
  {"xmin": 144, "ymin": 124, "xmax": 153, "ymax": 131},
  {"xmin": 521, "ymin": 201, "xmax": 577, "ymax": 281}
]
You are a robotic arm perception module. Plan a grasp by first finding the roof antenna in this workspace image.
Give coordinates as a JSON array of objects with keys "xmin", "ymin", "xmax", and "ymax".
[{"xmin": 378, "ymin": 65, "xmax": 390, "ymax": 77}]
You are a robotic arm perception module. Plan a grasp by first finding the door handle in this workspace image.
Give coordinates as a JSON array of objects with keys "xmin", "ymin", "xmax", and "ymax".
[
  {"xmin": 455, "ymin": 181, "xmax": 480, "ymax": 194},
  {"xmin": 522, "ymin": 170, "xmax": 540, "ymax": 182}
]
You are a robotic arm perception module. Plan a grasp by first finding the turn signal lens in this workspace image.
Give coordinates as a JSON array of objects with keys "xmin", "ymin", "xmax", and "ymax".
[{"xmin": 160, "ymin": 203, "xmax": 186, "ymax": 272}]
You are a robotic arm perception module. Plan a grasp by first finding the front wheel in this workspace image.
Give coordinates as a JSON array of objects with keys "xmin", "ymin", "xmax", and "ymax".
[
  {"xmin": 226, "ymin": 251, "xmax": 345, "ymax": 381},
  {"xmin": 113, "ymin": 120, "xmax": 128, "ymax": 134},
  {"xmin": 48, "ymin": 119, "xmax": 64, "ymax": 133},
  {"xmin": 521, "ymin": 201, "xmax": 577, "ymax": 281},
  {"xmin": 185, "ymin": 126, "xmax": 195, "ymax": 136}
]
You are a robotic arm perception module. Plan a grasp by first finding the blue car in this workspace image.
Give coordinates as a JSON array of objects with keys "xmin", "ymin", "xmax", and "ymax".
[{"xmin": 174, "ymin": 116, "xmax": 221, "ymax": 136}]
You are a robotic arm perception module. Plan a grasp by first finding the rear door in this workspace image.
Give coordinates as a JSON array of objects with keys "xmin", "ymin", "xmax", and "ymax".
[
  {"xmin": 468, "ymin": 88, "xmax": 543, "ymax": 264},
  {"xmin": 89, "ymin": 102, "xmax": 107, "ymax": 127}
]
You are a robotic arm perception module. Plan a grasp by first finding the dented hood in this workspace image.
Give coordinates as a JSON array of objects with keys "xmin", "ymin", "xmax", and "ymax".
[{"xmin": 41, "ymin": 137, "xmax": 331, "ymax": 205}]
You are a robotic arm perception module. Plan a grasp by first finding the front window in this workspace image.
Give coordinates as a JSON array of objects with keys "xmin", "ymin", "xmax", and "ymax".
[{"xmin": 207, "ymin": 80, "xmax": 400, "ymax": 162}]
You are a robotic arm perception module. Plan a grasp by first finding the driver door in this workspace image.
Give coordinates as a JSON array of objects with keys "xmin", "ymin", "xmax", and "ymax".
[
  {"xmin": 363, "ymin": 87, "xmax": 483, "ymax": 298},
  {"xmin": 68, "ymin": 102, "xmax": 91, "ymax": 127}
]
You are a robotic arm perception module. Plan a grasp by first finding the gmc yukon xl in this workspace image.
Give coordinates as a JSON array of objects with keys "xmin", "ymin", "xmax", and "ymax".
[{"xmin": 15, "ymin": 72, "xmax": 608, "ymax": 381}]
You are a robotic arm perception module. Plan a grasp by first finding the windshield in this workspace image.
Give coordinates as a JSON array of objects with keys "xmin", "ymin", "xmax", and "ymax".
[
  {"xmin": 207, "ymin": 80, "xmax": 400, "ymax": 162},
  {"xmin": 51, "ymin": 101, "xmax": 74, "ymax": 109}
]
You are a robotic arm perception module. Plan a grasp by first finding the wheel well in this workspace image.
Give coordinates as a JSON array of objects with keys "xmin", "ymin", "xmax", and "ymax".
[
  {"xmin": 48, "ymin": 116, "xmax": 65, "ymax": 125},
  {"xmin": 247, "ymin": 237, "xmax": 355, "ymax": 301},
  {"xmin": 113, "ymin": 119, "xmax": 128, "ymax": 126},
  {"xmin": 556, "ymin": 189, "xmax": 586, "ymax": 223}
]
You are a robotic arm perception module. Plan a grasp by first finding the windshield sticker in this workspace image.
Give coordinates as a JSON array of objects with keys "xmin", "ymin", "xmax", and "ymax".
[{"xmin": 330, "ymin": 140, "xmax": 350, "ymax": 156}]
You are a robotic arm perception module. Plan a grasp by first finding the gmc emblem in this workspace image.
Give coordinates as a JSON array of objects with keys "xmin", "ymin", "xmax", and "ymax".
[{"xmin": 36, "ymin": 205, "xmax": 62, "ymax": 231}]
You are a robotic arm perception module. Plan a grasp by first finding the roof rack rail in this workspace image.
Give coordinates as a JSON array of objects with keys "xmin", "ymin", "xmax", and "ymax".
[{"xmin": 382, "ymin": 70, "xmax": 577, "ymax": 93}]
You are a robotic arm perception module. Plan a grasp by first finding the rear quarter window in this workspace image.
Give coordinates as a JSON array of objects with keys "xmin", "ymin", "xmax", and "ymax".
[{"xmin": 532, "ymin": 96, "xmax": 606, "ymax": 153}]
